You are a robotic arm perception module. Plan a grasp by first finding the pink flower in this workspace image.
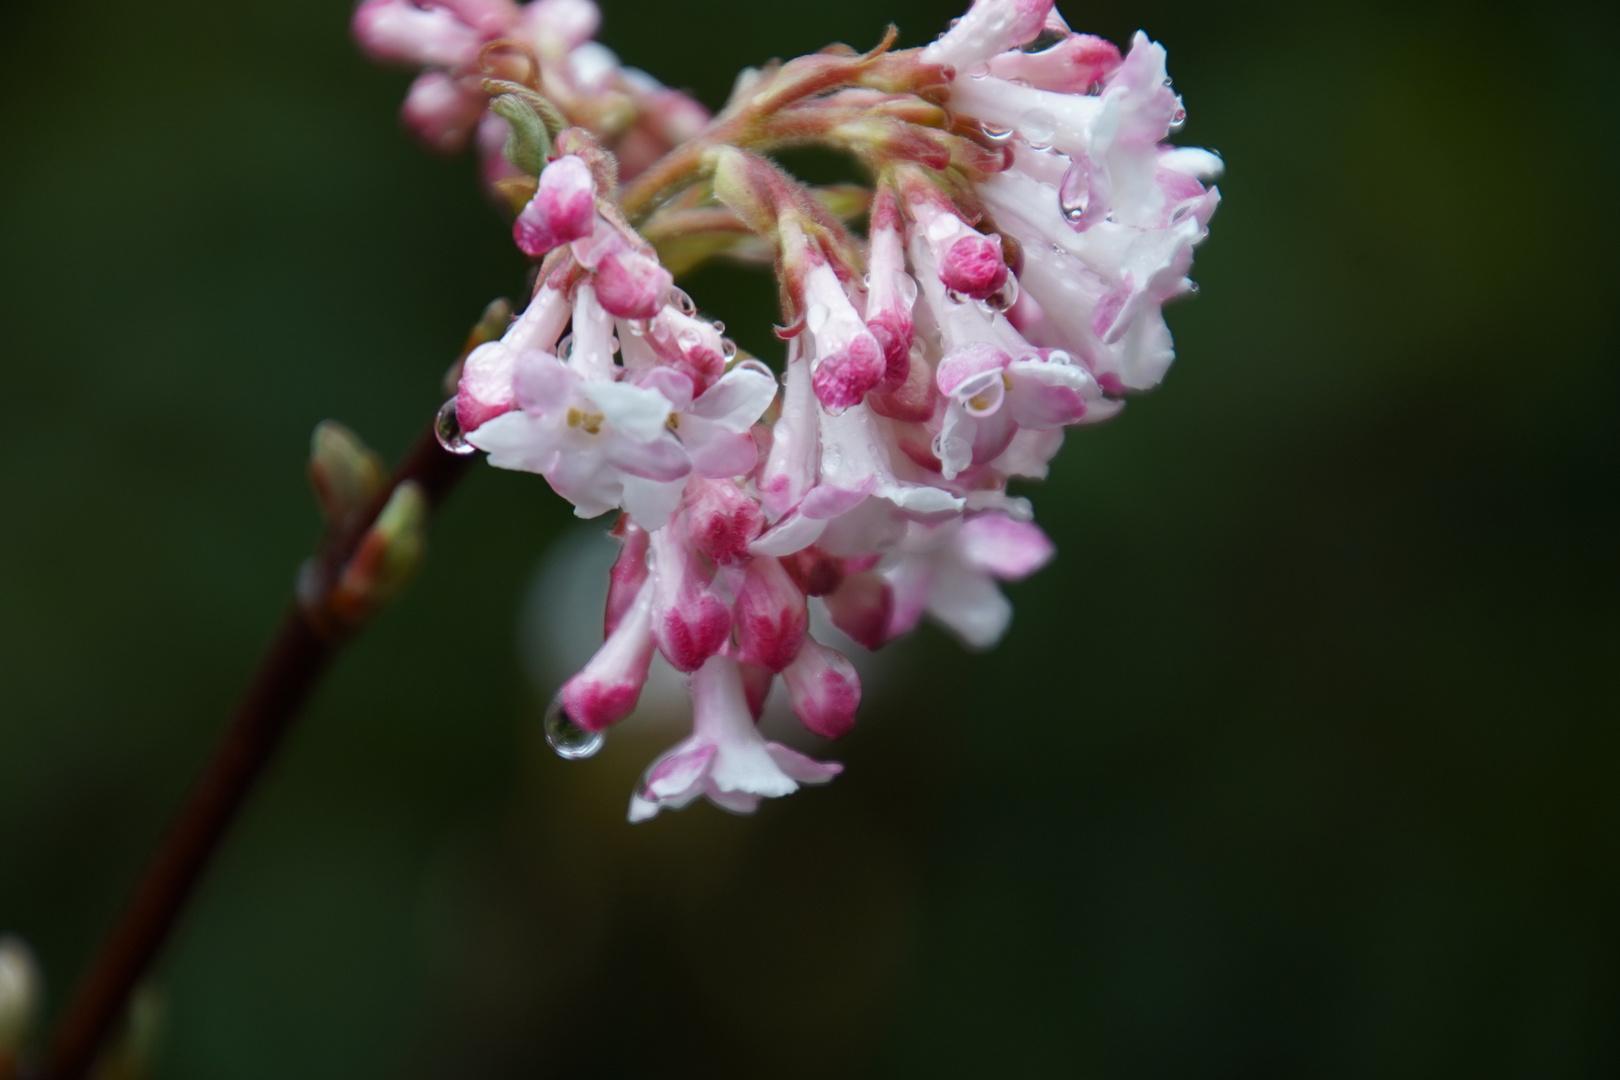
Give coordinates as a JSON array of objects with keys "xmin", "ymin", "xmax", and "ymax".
[
  {"xmin": 400, "ymin": 0, "xmax": 1222, "ymax": 821},
  {"xmin": 884, "ymin": 512, "xmax": 1055, "ymax": 647},
  {"xmin": 628, "ymin": 655, "xmax": 841, "ymax": 821}
]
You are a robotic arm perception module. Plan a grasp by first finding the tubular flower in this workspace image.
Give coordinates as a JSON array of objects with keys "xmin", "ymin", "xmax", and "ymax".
[{"xmin": 371, "ymin": 0, "xmax": 1219, "ymax": 819}]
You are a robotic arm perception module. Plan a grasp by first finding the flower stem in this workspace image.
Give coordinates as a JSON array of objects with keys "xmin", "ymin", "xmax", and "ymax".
[{"xmin": 38, "ymin": 422, "xmax": 472, "ymax": 1080}]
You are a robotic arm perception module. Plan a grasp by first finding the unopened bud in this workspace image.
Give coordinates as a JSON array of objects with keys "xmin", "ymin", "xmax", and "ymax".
[
  {"xmin": 308, "ymin": 421, "xmax": 386, "ymax": 525},
  {"xmin": 93, "ymin": 982, "xmax": 164, "ymax": 1080},
  {"xmin": 485, "ymin": 82, "xmax": 567, "ymax": 176},
  {"xmin": 0, "ymin": 935, "xmax": 40, "ymax": 1057},
  {"xmin": 328, "ymin": 481, "xmax": 429, "ymax": 628}
]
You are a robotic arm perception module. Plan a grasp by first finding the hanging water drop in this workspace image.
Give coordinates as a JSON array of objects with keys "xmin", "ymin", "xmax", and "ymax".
[
  {"xmin": 979, "ymin": 274, "xmax": 1019, "ymax": 314},
  {"xmin": 721, "ymin": 337, "xmax": 739, "ymax": 360},
  {"xmin": 435, "ymin": 398, "xmax": 475, "ymax": 455},
  {"xmin": 980, "ymin": 121, "xmax": 1014, "ymax": 143},
  {"xmin": 711, "ymin": 319, "xmax": 725, "ymax": 334},
  {"xmin": 667, "ymin": 286, "xmax": 697, "ymax": 316},
  {"xmin": 556, "ymin": 333, "xmax": 574, "ymax": 361},
  {"xmin": 544, "ymin": 695, "xmax": 604, "ymax": 760},
  {"xmin": 1169, "ymin": 106, "xmax": 1187, "ymax": 134}
]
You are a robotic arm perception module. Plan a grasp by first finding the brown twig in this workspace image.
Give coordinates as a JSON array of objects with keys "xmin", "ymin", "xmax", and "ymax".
[{"xmin": 38, "ymin": 423, "xmax": 473, "ymax": 1080}]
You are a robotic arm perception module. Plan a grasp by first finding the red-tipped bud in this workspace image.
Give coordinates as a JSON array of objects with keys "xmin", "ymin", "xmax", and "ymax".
[
  {"xmin": 733, "ymin": 557, "xmax": 809, "ymax": 673},
  {"xmin": 686, "ymin": 479, "xmax": 765, "ymax": 565},
  {"xmin": 513, "ymin": 155, "xmax": 597, "ymax": 257},
  {"xmin": 561, "ymin": 580, "xmax": 657, "ymax": 731},
  {"xmin": 783, "ymin": 637, "xmax": 861, "ymax": 739},
  {"xmin": 940, "ymin": 234, "xmax": 1010, "ymax": 300},
  {"xmin": 594, "ymin": 247, "xmax": 674, "ymax": 320},
  {"xmin": 823, "ymin": 570, "xmax": 894, "ymax": 649},
  {"xmin": 781, "ymin": 545, "xmax": 845, "ymax": 597},
  {"xmin": 650, "ymin": 530, "xmax": 732, "ymax": 672}
]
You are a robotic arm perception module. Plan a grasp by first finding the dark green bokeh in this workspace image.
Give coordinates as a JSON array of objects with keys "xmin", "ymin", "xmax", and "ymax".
[{"xmin": 3, "ymin": 0, "xmax": 1617, "ymax": 1075}]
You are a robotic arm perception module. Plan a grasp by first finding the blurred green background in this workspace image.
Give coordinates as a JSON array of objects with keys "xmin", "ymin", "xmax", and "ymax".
[{"xmin": 3, "ymin": 0, "xmax": 1618, "ymax": 1075}]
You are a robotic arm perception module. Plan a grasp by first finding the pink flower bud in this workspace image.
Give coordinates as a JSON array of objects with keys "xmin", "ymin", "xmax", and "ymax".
[
  {"xmin": 985, "ymin": 32, "xmax": 1122, "ymax": 93},
  {"xmin": 783, "ymin": 638, "xmax": 861, "ymax": 739},
  {"xmin": 733, "ymin": 557, "xmax": 809, "ymax": 673},
  {"xmin": 594, "ymin": 247, "xmax": 674, "ymax": 321},
  {"xmin": 686, "ymin": 478, "xmax": 765, "ymax": 566},
  {"xmin": 811, "ymin": 333, "xmax": 885, "ymax": 411},
  {"xmin": 604, "ymin": 515, "xmax": 650, "ymax": 637},
  {"xmin": 352, "ymin": 0, "xmax": 481, "ymax": 68},
  {"xmin": 561, "ymin": 578, "xmax": 657, "ymax": 731},
  {"xmin": 801, "ymin": 262, "xmax": 884, "ymax": 410},
  {"xmin": 781, "ymin": 546, "xmax": 844, "ymax": 597},
  {"xmin": 650, "ymin": 529, "xmax": 732, "ymax": 672},
  {"xmin": 455, "ymin": 341, "xmax": 517, "ymax": 433},
  {"xmin": 822, "ymin": 569, "xmax": 894, "ymax": 650},
  {"xmin": 941, "ymin": 234, "xmax": 1010, "ymax": 300},
  {"xmin": 642, "ymin": 307, "xmax": 726, "ymax": 396},
  {"xmin": 512, "ymin": 155, "xmax": 597, "ymax": 257},
  {"xmin": 868, "ymin": 343, "xmax": 937, "ymax": 423},
  {"xmin": 401, "ymin": 71, "xmax": 483, "ymax": 155}
]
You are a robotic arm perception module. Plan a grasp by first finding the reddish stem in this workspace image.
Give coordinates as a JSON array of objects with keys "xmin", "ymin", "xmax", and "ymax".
[{"xmin": 38, "ymin": 423, "xmax": 472, "ymax": 1080}]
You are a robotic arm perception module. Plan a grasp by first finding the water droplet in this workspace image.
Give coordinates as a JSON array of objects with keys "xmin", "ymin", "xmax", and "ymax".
[
  {"xmin": 980, "ymin": 121, "xmax": 1014, "ymax": 143},
  {"xmin": 544, "ymin": 695, "xmax": 604, "ymax": 759},
  {"xmin": 948, "ymin": 16, "xmax": 961, "ymax": 27},
  {"xmin": 1019, "ymin": 109, "xmax": 1056, "ymax": 150},
  {"xmin": 1162, "ymin": 77, "xmax": 1173, "ymax": 88},
  {"xmin": 1086, "ymin": 79, "xmax": 1104, "ymax": 96},
  {"xmin": 667, "ymin": 287, "xmax": 696, "ymax": 316},
  {"xmin": 1168, "ymin": 106, "xmax": 1187, "ymax": 134},
  {"xmin": 946, "ymin": 289, "xmax": 971, "ymax": 305},
  {"xmin": 711, "ymin": 319, "xmax": 725, "ymax": 333},
  {"xmin": 609, "ymin": 335, "xmax": 621, "ymax": 354},
  {"xmin": 978, "ymin": 274, "xmax": 1019, "ymax": 314},
  {"xmin": 435, "ymin": 398, "xmax": 475, "ymax": 455},
  {"xmin": 1047, "ymin": 349, "xmax": 1074, "ymax": 366},
  {"xmin": 556, "ymin": 333, "xmax": 574, "ymax": 361},
  {"xmin": 721, "ymin": 337, "xmax": 739, "ymax": 360},
  {"xmin": 1187, "ymin": 281, "xmax": 1200, "ymax": 294},
  {"xmin": 627, "ymin": 318, "xmax": 650, "ymax": 336},
  {"xmin": 1170, "ymin": 204, "xmax": 1191, "ymax": 223},
  {"xmin": 966, "ymin": 62, "xmax": 991, "ymax": 79},
  {"xmin": 1060, "ymin": 186, "xmax": 1088, "ymax": 223}
]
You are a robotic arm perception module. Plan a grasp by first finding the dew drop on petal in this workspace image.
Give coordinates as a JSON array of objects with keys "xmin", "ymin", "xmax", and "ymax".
[
  {"xmin": 627, "ymin": 318, "xmax": 650, "ymax": 336},
  {"xmin": 544, "ymin": 695, "xmax": 604, "ymax": 759},
  {"xmin": 980, "ymin": 121, "xmax": 1014, "ymax": 143},
  {"xmin": 667, "ymin": 286, "xmax": 697, "ymax": 316},
  {"xmin": 721, "ymin": 337, "xmax": 739, "ymax": 360},
  {"xmin": 979, "ymin": 274, "xmax": 1019, "ymax": 313},
  {"xmin": 435, "ymin": 397, "xmax": 475, "ymax": 455},
  {"xmin": 556, "ymin": 333, "xmax": 574, "ymax": 361},
  {"xmin": 966, "ymin": 62, "xmax": 991, "ymax": 79},
  {"xmin": 711, "ymin": 319, "xmax": 725, "ymax": 333},
  {"xmin": 1169, "ymin": 107, "xmax": 1187, "ymax": 134}
]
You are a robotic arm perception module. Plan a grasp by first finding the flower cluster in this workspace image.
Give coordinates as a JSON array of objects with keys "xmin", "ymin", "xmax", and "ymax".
[
  {"xmin": 358, "ymin": 0, "xmax": 1220, "ymax": 819},
  {"xmin": 353, "ymin": 0, "xmax": 709, "ymax": 186}
]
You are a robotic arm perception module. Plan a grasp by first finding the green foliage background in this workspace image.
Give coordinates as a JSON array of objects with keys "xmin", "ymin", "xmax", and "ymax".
[{"xmin": 2, "ymin": 0, "xmax": 1617, "ymax": 1075}]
